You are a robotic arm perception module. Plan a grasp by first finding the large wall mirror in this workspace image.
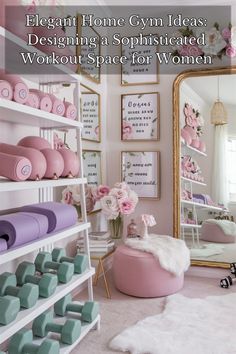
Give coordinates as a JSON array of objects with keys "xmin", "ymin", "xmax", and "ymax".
[{"xmin": 173, "ymin": 67, "xmax": 236, "ymax": 268}]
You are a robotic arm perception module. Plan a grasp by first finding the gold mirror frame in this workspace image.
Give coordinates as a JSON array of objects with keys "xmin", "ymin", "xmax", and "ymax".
[{"xmin": 173, "ymin": 66, "xmax": 236, "ymax": 269}]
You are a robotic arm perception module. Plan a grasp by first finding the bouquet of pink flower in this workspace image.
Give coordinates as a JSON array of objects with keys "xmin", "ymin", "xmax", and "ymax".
[{"xmin": 62, "ymin": 184, "xmax": 96, "ymax": 215}]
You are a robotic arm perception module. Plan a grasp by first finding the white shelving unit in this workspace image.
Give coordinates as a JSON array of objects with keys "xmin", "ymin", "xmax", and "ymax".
[
  {"xmin": 181, "ymin": 140, "xmax": 207, "ymax": 157},
  {"xmin": 0, "ymin": 27, "xmax": 100, "ymax": 352},
  {"xmin": 181, "ymin": 199, "xmax": 224, "ymax": 212}
]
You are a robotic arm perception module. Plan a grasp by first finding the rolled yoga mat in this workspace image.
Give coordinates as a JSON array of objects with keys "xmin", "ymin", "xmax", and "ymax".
[
  {"xmin": 0, "ymin": 212, "xmax": 49, "ymax": 248},
  {"xmin": 58, "ymin": 149, "xmax": 80, "ymax": 178},
  {"xmin": 29, "ymin": 89, "xmax": 52, "ymax": 112},
  {"xmin": 20, "ymin": 202, "xmax": 78, "ymax": 233},
  {"xmin": 25, "ymin": 92, "xmax": 40, "ymax": 109},
  {"xmin": 0, "ymin": 80, "xmax": 13, "ymax": 100},
  {"xmin": 0, "ymin": 238, "xmax": 8, "ymax": 252},
  {"xmin": 0, "ymin": 152, "xmax": 32, "ymax": 181},
  {"xmin": 48, "ymin": 94, "xmax": 65, "ymax": 116},
  {"xmin": 0, "ymin": 143, "xmax": 47, "ymax": 180},
  {"xmin": 64, "ymin": 101, "xmax": 77, "ymax": 120},
  {"xmin": 0, "ymin": 71, "xmax": 29, "ymax": 104}
]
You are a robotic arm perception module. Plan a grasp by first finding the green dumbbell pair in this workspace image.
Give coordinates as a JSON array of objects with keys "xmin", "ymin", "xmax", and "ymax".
[
  {"xmin": 52, "ymin": 248, "xmax": 88, "ymax": 274},
  {"xmin": 35, "ymin": 252, "xmax": 74, "ymax": 284},
  {"xmin": 8, "ymin": 329, "xmax": 59, "ymax": 354},
  {"xmin": 0, "ymin": 295, "xmax": 20, "ymax": 325},
  {"xmin": 0, "ymin": 272, "xmax": 38, "ymax": 309},
  {"xmin": 54, "ymin": 294, "xmax": 99, "ymax": 323},
  {"xmin": 33, "ymin": 310, "xmax": 81, "ymax": 345},
  {"xmin": 15, "ymin": 261, "xmax": 58, "ymax": 298}
]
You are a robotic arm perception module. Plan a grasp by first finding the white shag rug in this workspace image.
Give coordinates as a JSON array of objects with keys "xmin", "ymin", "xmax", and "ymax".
[
  {"xmin": 190, "ymin": 243, "xmax": 225, "ymax": 258},
  {"xmin": 125, "ymin": 234, "xmax": 190, "ymax": 276},
  {"xmin": 109, "ymin": 293, "xmax": 236, "ymax": 354}
]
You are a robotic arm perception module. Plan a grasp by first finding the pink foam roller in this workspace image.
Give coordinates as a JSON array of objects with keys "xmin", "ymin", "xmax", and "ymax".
[
  {"xmin": 0, "ymin": 80, "xmax": 13, "ymax": 100},
  {"xmin": 41, "ymin": 148, "xmax": 64, "ymax": 179},
  {"xmin": 30, "ymin": 89, "xmax": 52, "ymax": 112},
  {"xmin": 0, "ymin": 238, "xmax": 8, "ymax": 252},
  {"xmin": 25, "ymin": 92, "xmax": 40, "ymax": 109},
  {"xmin": 0, "ymin": 152, "xmax": 32, "ymax": 181},
  {"xmin": 64, "ymin": 101, "xmax": 77, "ymax": 120},
  {"xmin": 48, "ymin": 94, "xmax": 65, "ymax": 116},
  {"xmin": 58, "ymin": 149, "xmax": 80, "ymax": 178},
  {"xmin": 18, "ymin": 136, "xmax": 51, "ymax": 151},
  {"xmin": 0, "ymin": 71, "xmax": 29, "ymax": 104},
  {"xmin": 0, "ymin": 143, "xmax": 47, "ymax": 180}
]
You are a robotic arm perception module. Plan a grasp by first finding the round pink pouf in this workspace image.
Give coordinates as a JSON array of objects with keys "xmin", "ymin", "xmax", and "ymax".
[{"xmin": 113, "ymin": 245, "xmax": 184, "ymax": 298}]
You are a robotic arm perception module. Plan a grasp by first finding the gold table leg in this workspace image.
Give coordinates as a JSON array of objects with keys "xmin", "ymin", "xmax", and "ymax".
[
  {"xmin": 93, "ymin": 259, "xmax": 101, "ymax": 286},
  {"xmin": 100, "ymin": 260, "xmax": 111, "ymax": 299}
]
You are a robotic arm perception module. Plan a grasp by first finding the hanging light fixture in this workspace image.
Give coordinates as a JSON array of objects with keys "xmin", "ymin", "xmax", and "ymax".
[{"xmin": 211, "ymin": 76, "xmax": 227, "ymax": 125}]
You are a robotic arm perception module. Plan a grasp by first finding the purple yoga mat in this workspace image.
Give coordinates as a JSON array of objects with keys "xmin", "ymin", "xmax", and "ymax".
[
  {"xmin": 20, "ymin": 202, "xmax": 78, "ymax": 233},
  {"xmin": 0, "ymin": 238, "xmax": 7, "ymax": 252},
  {"xmin": 0, "ymin": 212, "xmax": 49, "ymax": 248}
]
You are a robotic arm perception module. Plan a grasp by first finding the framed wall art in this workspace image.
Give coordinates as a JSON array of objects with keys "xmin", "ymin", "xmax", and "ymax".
[
  {"xmin": 81, "ymin": 84, "xmax": 101, "ymax": 142},
  {"xmin": 121, "ymin": 36, "xmax": 159, "ymax": 86},
  {"xmin": 77, "ymin": 15, "xmax": 101, "ymax": 83},
  {"xmin": 121, "ymin": 151, "xmax": 160, "ymax": 199},
  {"xmin": 82, "ymin": 150, "xmax": 102, "ymax": 186},
  {"xmin": 121, "ymin": 92, "xmax": 160, "ymax": 141}
]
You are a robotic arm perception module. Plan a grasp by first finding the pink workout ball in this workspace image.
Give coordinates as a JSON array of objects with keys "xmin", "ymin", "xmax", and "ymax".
[
  {"xmin": 58, "ymin": 149, "xmax": 80, "ymax": 178},
  {"xmin": 41, "ymin": 148, "xmax": 64, "ymax": 179},
  {"xmin": 18, "ymin": 136, "xmax": 51, "ymax": 151}
]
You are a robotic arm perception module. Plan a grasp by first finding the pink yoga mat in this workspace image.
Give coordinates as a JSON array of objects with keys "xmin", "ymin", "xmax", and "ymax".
[
  {"xmin": 58, "ymin": 149, "xmax": 80, "ymax": 178},
  {"xmin": 0, "ymin": 152, "xmax": 32, "ymax": 181},
  {"xmin": 25, "ymin": 92, "xmax": 40, "ymax": 109},
  {"xmin": 0, "ymin": 71, "xmax": 29, "ymax": 104},
  {"xmin": 64, "ymin": 101, "xmax": 77, "ymax": 120},
  {"xmin": 0, "ymin": 238, "xmax": 7, "ymax": 252},
  {"xmin": 0, "ymin": 143, "xmax": 47, "ymax": 180},
  {"xmin": 30, "ymin": 89, "xmax": 52, "ymax": 112},
  {"xmin": 0, "ymin": 80, "xmax": 13, "ymax": 100},
  {"xmin": 48, "ymin": 94, "xmax": 65, "ymax": 116}
]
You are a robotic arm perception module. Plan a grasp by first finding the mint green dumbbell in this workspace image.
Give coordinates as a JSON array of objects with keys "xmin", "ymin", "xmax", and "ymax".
[
  {"xmin": 8, "ymin": 329, "xmax": 59, "ymax": 354},
  {"xmin": 54, "ymin": 294, "xmax": 99, "ymax": 323},
  {"xmin": 0, "ymin": 272, "xmax": 38, "ymax": 308},
  {"xmin": 33, "ymin": 310, "xmax": 81, "ymax": 345},
  {"xmin": 52, "ymin": 248, "xmax": 88, "ymax": 274},
  {"xmin": 0, "ymin": 295, "xmax": 20, "ymax": 325}
]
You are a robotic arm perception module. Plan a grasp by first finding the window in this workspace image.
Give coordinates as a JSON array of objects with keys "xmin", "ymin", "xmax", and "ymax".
[{"xmin": 227, "ymin": 138, "xmax": 236, "ymax": 202}]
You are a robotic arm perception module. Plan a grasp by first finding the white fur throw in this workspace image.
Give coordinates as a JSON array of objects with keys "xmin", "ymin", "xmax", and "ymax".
[
  {"xmin": 204, "ymin": 219, "xmax": 236, "ymax": 236},
  {"xmin": 125, "ymin": 234, "xmax": 190, "ymax": 276},
  {"xmin": 110, "ymin": 293, "xmax": 236, "ymax": 354}
]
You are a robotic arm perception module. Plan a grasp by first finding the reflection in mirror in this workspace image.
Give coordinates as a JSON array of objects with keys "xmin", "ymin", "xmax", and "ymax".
[{"xmin": 178, "ymin": 72, "xmax": 236, "ymax": 265}]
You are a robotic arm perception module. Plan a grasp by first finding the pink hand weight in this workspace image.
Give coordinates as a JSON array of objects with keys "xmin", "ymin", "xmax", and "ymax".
[
  {"xmin": 25, "ymin": 92, "xmax": 40, "ymax": 109},
  {"xmin": 48, "ymin": 94, "xmax": 65, "ymax": 116},
  {"xmin": 0, "ymin": 71, "xmax": 29, "ymax": 104},
  {"xmin": 0, "ymin": 80, "xmax": 13, "ymax": 100},
  {"xmin": 18, "ymin": 136, "xmax": 51, "ymax": 151},
  {"xmin": 0, "ymin": 152, "xmax": 32, "ymax": 181},
  {"xmin": 0, "ymin": 143, "xmax": 47, "ymax": 180},
  {"xmin": 40, "ymin": 149, "xmax": 64, "ymax": 179},
  {"xmin": 64, "ymin": 101, "xmax": 77, "ymax": 120},
  {"xmin": 29, "ymin": 89, "xmax": 52, "ymax": 112},
  {"xmin": 58, "ymin": 149, "xmax": 80, "ymax": 178}
]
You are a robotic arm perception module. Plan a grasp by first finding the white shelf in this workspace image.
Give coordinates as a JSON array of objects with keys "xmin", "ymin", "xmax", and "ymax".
[
  {"xmin": 0, "ymin": 222, "xmax": 90, "ymax": 265},
  {"xmin": 0, "ymin": 268, "xmax": 95, "ymax": 344},
  {"xmin": 181, "ymin": 141, "xmax": 207, "ymax": 157},
  {"xmin": 181, "ymin": 200, "xmax": 224, "ymax": 211},
  {"xmin": 0, "ymin": 99, "xmax": 83, "ymax": 129},
  {"xmin": 181, "ymin": 176, "xmax": 206, "ymax": 186},
  {"xmin": 0, "ymin": 177, "xmax": 87, "ymax": 192},
  {"xmin": 32, "ymin": 315, "xmax": 100, "ymax": 354},
  {"xmin": 181, "ymin": 223, "xmax": 202, "ymax": 229},
  {"xmin": 0, "ymin": 26, "xmax": 80, "ymax": 84}
]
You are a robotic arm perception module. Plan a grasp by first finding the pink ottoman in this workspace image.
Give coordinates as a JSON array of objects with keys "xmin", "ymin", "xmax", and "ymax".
[{"xmin": 113, "ymin": 245, "xmax": 184, "ymax": 298}]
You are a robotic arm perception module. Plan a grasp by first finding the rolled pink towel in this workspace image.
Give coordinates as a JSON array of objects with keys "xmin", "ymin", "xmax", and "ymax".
[
  {"xmin": 64, "ymin": 101, "xmax": 77, "ymax": 120},
  {"xmin": 30, "ymin": 89, "xmax": 52, "ymax": 112},
  {"xmin": 48, "ymin": 94, "xmax": 65, "ymax": 116},
  {"xmin": 25, "ymin": 92, "xmax": 40, "ymax": 109},
  {"xmin": 0, "ymin": 71, "xmax": 29, "ymax": 104},
  {"xmin": 0, "ymin": 80, "xmax": 13, "ymax": 100},
  {"xmin": 0, "ymin": 151, "xmax": 32, "ymax": 181}
]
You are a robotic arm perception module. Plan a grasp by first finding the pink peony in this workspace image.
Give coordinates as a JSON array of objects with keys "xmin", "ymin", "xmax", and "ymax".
[
  {"xmin": 225, "ymin": 45, "xmax": 236, "ymax": 57},
  {"xmin": 101, "ymin": 195, "xmax": 119, "ymax": 220},
  {"xmin": 92, "ymin": 185, "xmax": 110, "ymax": 201},
  {"xmin": 109, "ymin": 187, "xmax": 128, "ymax": 201},
  {"xmin": 119, "ymin": 199, "xmax": 135, "ymax": 215},
  {"xmin": 178, "ymin": 44, "xmax": 203, "ymax": 57},
  {"xmin": 61, "ymin": 187, "xmax": 73, "ymax": 205},
  {"xmin": 222, "ymin": 27, "xmax": 231, "ymax": 40}
]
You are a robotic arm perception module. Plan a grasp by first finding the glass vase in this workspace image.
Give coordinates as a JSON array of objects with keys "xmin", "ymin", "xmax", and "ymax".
[{"xmin": 109, "ymin": 215, "xmax": 123, "ymax": 239}]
